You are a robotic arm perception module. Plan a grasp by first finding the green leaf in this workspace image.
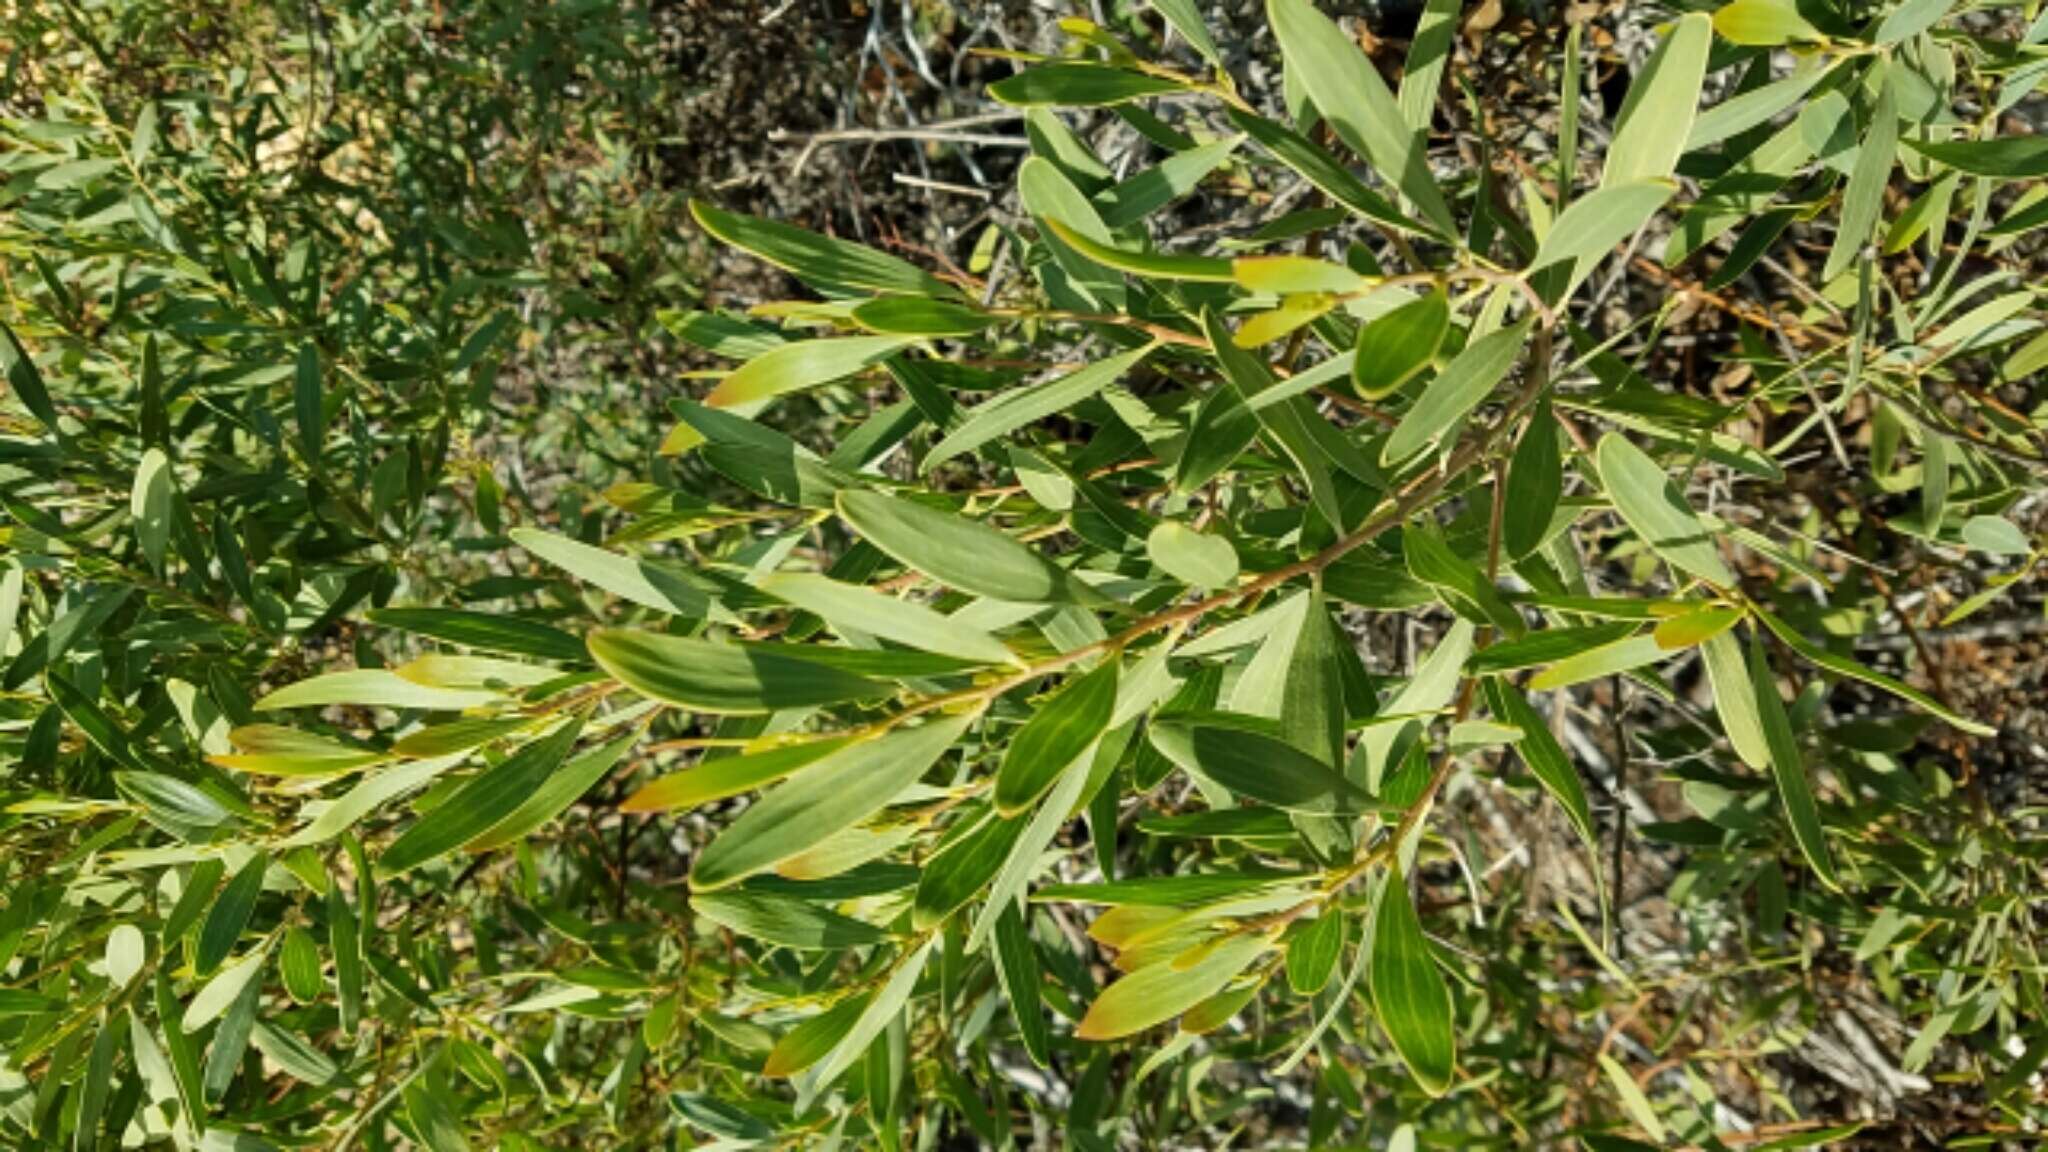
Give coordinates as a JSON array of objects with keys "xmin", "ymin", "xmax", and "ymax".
[
  {"xmin": 1204, "ymin": 309, "xmax": 1347, "ymax": 531},
  {"xmin": 1382, "ymin": 316, "xmax": 1534, "ymax": 466},
  {"xmin": 793, "ymin": 937, "xmax": 936, "ymax": 1107},
  {"xmin": 211, "ymin": 725, "xmax": 383, "ymax": 776},
  {"xmin": 465, "ymin": 729, "xmax": 638, "ymax": 852},
  {"xmin": 1267, "ymin": 0, "xmax": 1453, "ymax": 234},
  {"xmin": 1224, "ymin": 107, "xmax": 1424, "ymax": 235},
  {"xmin": 589, "ymin": 629, "xmax": 888, "ymax": 713},
  {"xmin": 1149, "ymin": 722, "xmax": 1376, "ymax": 815},
  {"xmin": 255, "ymin": 669, "xmax": 503, "ymax": 712},
  {"xmin": 992, "ymin": 903, "xmax": 1052, "ymax": 1066},
  {"xmin": 1482, "ymin": 681, "xmax": 1599, "ymax": 868},
  {"xmin": 1403, "ymin": 526, "xmax": 1525, "ymax": 636},
  {"xmin": 510, "ymin": 527, "xmax": 717, "ymax": 618},
  {"xmin": 995, "ymin": 659, "xmax": 1118, "ymax": 815},
  {"xmin": 836, "ymin": 489, "xmax": 1093, "ymax": 605},
  {"xmin": 1041, "ymin": 219, "xmax": 1235, "ymax": 281},
  {"xmin": 1504, "ymin": 401, "xmax": 1562, "ymax": 559},
  {"xmin": 106, "ymin": 924, "xmax": 146, "ymax": 986},
  {"xmin": 183, "ymin": 940, "xmax": 266, "ymax": 1030},
  {"xmin": 1398, "ymin": 0, "xmax": 1459, "ymax": 130},
  {"xmin": 0, "ymin": 321, "xmax": 57, "ymax": 430},
  {"xmin": 1470, "ymin": 624, "xmax": 1639, "ymax": 676},
  {"xmin": 691, "ymin": 199, "xmax": 955, "ymax": 296},
  {"xmin": 1752, "ymin": 606, "xmax": 1992, "ymax": 735},
  {"xmin": 1603, "ymin": 12, "xmax": 1712, "ymax": 186},
  {"xmin": 1747, "ymin": 635, "xmax": 1840, "ymax": 890},
  {"xmin": 1526, "ymin": 631, "xmax": 1667, "ymax": 691},
  {"xmin": 989, "ymin": 63, "xmax": 1187, "ymax": 107},
  {"xmin": 691, "ymin": 890, "xmax": 887, "ymax": 949},
  {"xmin": 1231, "ymin": 254, "xmax": 1369, "ymax": 295},
  {"xmin": 132, "ymin": 448, "xmax": 172, "ymax": 573},
  {"xmin": 1351, "ymin": 289, "xmax": 1449, "ymax": 399},
  {"xmin": 760, "ymin": 572, "xmax": 1015, "ymax": 665},
  {"xmin": 1904, "ymin": 134, "xmax": 2048, "ymax": 178},
  {"xmin": 1531, "ymin": 181, "xmax": 1674, "ymax": 273},
  {"xmin": 1824, "ymin": 68, "xmax": 1897, "ymax": 283},
  {"xmin": 925, "ymin": 345, "xmax": 1152, "ymax": 471},
  {"xmin": 1077, "ymin": 930, "xmax": 1276, "ymax": 1040},
  {"xmin": 691, "ymin": 714, "xmax": 972, "ymax": 890},
  {"xmin": 280, "ymin": 926, "xmax": 322, "ymax": 1004},
  {"xmin": 196, "ymin": 853, "xmax": 267, "ymax": 974},
  {"xmin": 367, "ymin": 608, "xmax": 586, "ymax": 663},
  {"xmin": 913, "ymin": 811, "xmax": 1027, "ymax": 927},
  {"xmin": 765, "ymin": 994, "xmax": 871, "ymax": 1078},
  {"xmin": 1370, "ymin": 864, "xmax": 1455, "ymax": 1095},
  {"xmin": 705, "ymin": 335, "xmax": 913, "ymax": 410},
  {"xmin": 1151, "ymin": 0, "xmax": 1222, "ymax": 68},
  {"xmin": 1285, "ymin": 912, "xmax": 1347, "ymax": 995},
  {"xmin": 1595, "ymin": 433, "xmax": 1736, "ymax": 587},
  {"xmin": 620, "ymin": 737, "xmax": 850, "ymax": 814},
  {"xmin": 1598, "ymin": 1054, "xmax": 1667, "ymax": 1144},
  {"xmin": 1712, "ymin": 0, "xmax": 1824, "ymax": 46},
  {"xmin": 404, "ymin": 1072, "xmax": 473, "ymax": 1152},
  {"xmin": 1701, "ymin": 629, "xmax": 1770, "ymax": 771},
  {"xmin": 1146, "ymin": 522, "xmax": 1240, "ymax": 588},
  {"xmin": 378, "ymin": 716, "xmax": 584, "ymax": 876},
  {"xmin": 850, "ymin": 296, "xmax": 993, "ymax": 337}
]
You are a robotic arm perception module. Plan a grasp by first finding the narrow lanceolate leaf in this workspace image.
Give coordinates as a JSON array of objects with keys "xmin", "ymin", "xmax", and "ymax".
[
  {"xmin": 466, "ymin": 729, "xmax": 639, "ymax": 852},
  {"xmin": 256, "ymin": 668, "xmax": 502, "ymax": 712},
  {"xmin": 1595, "ymin": 433, "xmax": 1736, "ymax": 587},
  {"xmin": 690, "ymin": 199, "xmax": 956, "ymax": 297},
  {"xmin": 1352, "ymin": 290, "xmax": 1449, "ymax": 399},
  {"xmin": 759, "ymin": 572, "xmax": 1016, "ymax": 665},
  {"xmin": 993, "ymin": 903, "xmax": 1052, "ymax": 1066},
  {"xmin": 1398, "ymin": 0, "xmax": 1460, "ymax": 131},
  {"xmin": 510, "ymin": 527, "xmax": 716, "ymax": 617},
  {"xmin": 1232, "ymin": 254, "xmax": 1370, "ymax": 296},
  {"xmin": 989, "ymin": 63, "xmax": 1187, "ymax": 107},
  {"xmin": 1602, "ymin": 12, "xmax": 1711, "ymax": 186},
  {"xmin": 620, "ymin": 737, "xmax": 850, "ymax": 813},
  {"xmin": 691, "ymin": 714, "xmax": 972, "ymax": 890},
  {"xmin": 691, "ymin": 890, "xmax": 887, "ymax": 950},
  {"xmin": 1204, "ymin": 309, "xmax": 1346, "ymax": 531},
  {"xmin": 132, "ymin": 448, "xmax": 172, "ymax": 573},
  {"xmin": 1904, "ymin": 135, "xmax": 2048, "ymax": 179},
  {"xmin": 1701, "ymin": 630, "xmax": 1769, "ymax": 770},
  {"xmin": 1267, "ymin": 0, "xmax": 1453, "ymax": 234},
  {"xmin": 588, "ymin": 629, "xmax": 888, "ymax": 713},
  {"xmin": 197, "ymin": 853, "xmax": 267, "ymax": 974},
  {"xmin": 1747, "ymin": 636, "xmax": 1839, "ymax": 891},
  {"xmin": 1077, "ymin": 931, "xmax": 1276, "ymax": 1040},
  {"xmin": 1149, "ymin": 723, "xmax": 1376, "ymax": 815},
  {"xmin": 1503, "ymin": 401, "xmax": 1562, "ymax": 559},
  {"xmin": 1370, "ymin": 865, "xmax": 1455, "ymax": 1095},
  {"xmin": 280, "ymin": 926, "xmax": 322, "ymax": 1004},
  {"xmin": 793, "ymin": 936, "xmax": 937, "ymax": 1108},
  {"xmin": 212, "ymin": 725, "xmax": 383, "ymax": 776},
  {"xmin": 378, "ymin": 716, "xmax": 584, "ymax": 876},
  {"xmin": 1285, "ymin": 911, "xmax": 1347, "ymax": 995},
  {"xmin": 1526, "ymin": 631, "xmax": 1666, "ymax": 691},
  {"xmin": 925, "ymin": 345, "xmax": 1151, "ymax": 470},
  {"xmin": 1382, "ymin": 316, "xmax": 1534, "ymax": 466},
  {"xmin": 849, "ymin": 296, "xmax": 993, "ymax": 337},
  {"xmin": 995, "ymin": 659, "xmax": 1118, "ymax": 815},
  {"xmin": 705, "ymin": 335, "xmax": 913, "ymax": 409},
  {"xmin": 1751, "ymin": 606, "xmax": 1991, "ymax": 735},
  {"xmin": 1824, "ymin": 67, "xmax": 1896, "ymax": 283},
  {"xmin": 0, "ymin": 321, "xmax": 57, "ymax": 429},
  {"xmin": 913, "ymin": 811, "xmax": 1027, "ymax": 927},
  {"xmin": 1482, "ymin": 681, "xmax": 1598, "ymax": 866},
  {"xmin": 367, "ymin": 608, "xmax": 587, "ymax": 663},
  {"xmin": 1043, "ymin": 219, "xmax": 1235, "ymax": 281},
  {"xmin": 1530, "ymin": 181, "xmax": 1675, "ymax": 273},
  {"xmin": 836, "ymin": 489, "xmax": 1091, "ymax": 605}
]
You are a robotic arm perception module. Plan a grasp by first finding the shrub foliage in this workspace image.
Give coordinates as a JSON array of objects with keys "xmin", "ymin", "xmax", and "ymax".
[{"xmin": 3, "ymin": 0, "xmax": 2046, "ymax": 1147}]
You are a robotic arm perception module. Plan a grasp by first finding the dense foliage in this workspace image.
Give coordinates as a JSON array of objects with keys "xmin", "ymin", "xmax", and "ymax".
[{"xmin": 3, "ymin": 0, "xmax": 2046, "ymax": 1148}]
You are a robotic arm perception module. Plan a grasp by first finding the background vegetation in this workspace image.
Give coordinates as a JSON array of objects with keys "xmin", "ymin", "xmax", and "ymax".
[{"xmin": 2, "ymin": 0, "xmax": 2044, "ymax": 1148}]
